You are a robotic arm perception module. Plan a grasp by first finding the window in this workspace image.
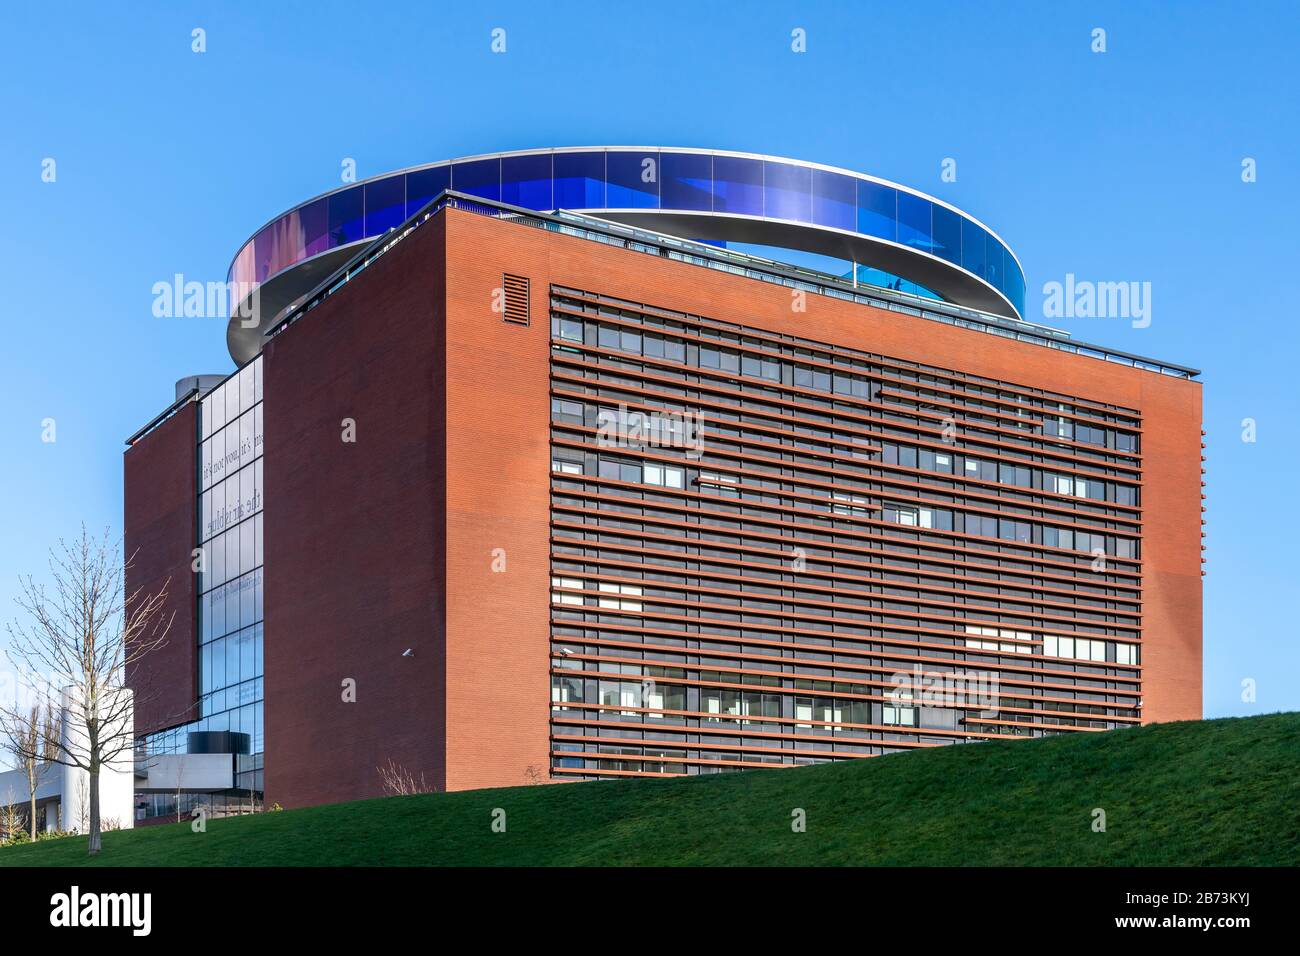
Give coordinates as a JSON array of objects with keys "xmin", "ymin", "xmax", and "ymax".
[
  {"xmin": 551, "ymin": 398, "xmax": 584, "ymax": 424},
  {"xmin": 794, "ymin": 698, "xmax": 814, "ymax": 729},
  {"xmin": 965, "ymin": 625, "xmax": 1033, "ymax": 654},
  {"xmin": 551, "ymin": 675, "xmax": 584, "ymax": 707},
  {"xmin": 1044, "ymin": 634, "xmax": 1116, "ymax": 663},
  {"xmin": 998, "ymin": 518, "xmax": 1031, "ymax": 543},
  {"xmin": 699, "ymin": 471, "xmax": 739, "ymax": 497},
  {"xmin": 885, "ymin": 503, "xmax": 918, "ymax": 526},
  {"xmin": 553, "ymin": 316, "xmax": 583, "ymax": 342},
  {"xmin": 741, "ymin": 353, "xmax": 781, "ymax": 381},
  {"xmin": 882, "ymin": 701, "xmax": 917, "ymax": 727},
  {"xmin": 643, "ymin": 463, "xmax": 684, "ymax": 489},
  {"xmin": 598, "ymin": 582, "xmax": 643, "ymax": 612},
  {"xmin": 597, "ymin": 325, "xmax": 620, "ymax": 350},
  {"xmin": 833, "ymin": 492, "xmax": 871, "ymax": 517},
  {"xmin": 699, "ymin": 346, "xmax": 739, "ymax": 373},
  {"xmin": 550, "ymin": 577, "xmax": 584, "ymax": 606},
  {"xmin": 1116, "ymin": 643, "xmax": 1140, "ymax": 665},
  {"xmin": 999, "ymin": 462, "xmax": 1032, "ymax": 487}
]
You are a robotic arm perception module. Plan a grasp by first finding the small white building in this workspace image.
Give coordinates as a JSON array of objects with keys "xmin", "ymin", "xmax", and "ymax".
[
  {"xmin": 0, "ymin": 686, "xmax": 135, "ymax": 835},
  {"xmin": 1, "ymin": 685, "xmax": 245, "ymax": 836}
]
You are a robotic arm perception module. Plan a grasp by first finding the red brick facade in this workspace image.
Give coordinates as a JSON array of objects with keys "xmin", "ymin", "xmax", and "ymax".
[
  {"xmin": 124, "ymin": 402, "xmax": 199, "ymax": 735},
  {"xmin": 261, "ymin": 220, "xmax": 448, "ymax": 807},
  {"xmin": 124, "ymin": 203, "xmax": 1202, "ymax": 807}
]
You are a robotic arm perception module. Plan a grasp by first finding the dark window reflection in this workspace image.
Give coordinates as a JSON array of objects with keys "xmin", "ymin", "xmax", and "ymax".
[
  {"xmin": 661, "ymin": 152, "xmax": 713, "ymax": 211},
  {"xmin": 502, "ymin": 153, "xmax": 554, "ymax": 209},
  {"xmin": 606, "ymin": 150, "xmax": 660, "ymax": 208},
  {"xmin": 299, "ymin": 198, "xmax": 330, "ymax": 259},
  {"xmin": 961, "ymin": 218, "xmax": 987, "ymax": 280},
  {"xmin": 405, "ymin": 165, "xmax": 451, "ymax": 218},
  {"xmin": 713, "ymin": 155, "xmax": 763, "ymax": 215},
  {"xmin": 897, "ymin": 192, "xmax": 933, "ymax": 251},
  {"xmin": 987, "ymin": 241, "xmax": 1004, "ymax": 291},
  {"xmin": 452, "ymin": 158, "xmax": 501, "ymax": 201},
  {"xmin": 857, "ymin": 181, "xmax": 897, "ymax": 241},
  {"xmin": 364, "ymin": 176, "xmax": 406, "ymax": 236},
  {"xmin": 554, "ymin": 151, "xmax": 605, "ymax": 208},
  {"xmin": 1005, "ymin": 257, "xmax": 1025, "ymax": 313},
  {"xmin": 327, "ymin": 186, "xmax": 364, "ymax": 247},
  {"xmin": 931, "ymin": 205, "xmax": 961, "ymax": 264}
]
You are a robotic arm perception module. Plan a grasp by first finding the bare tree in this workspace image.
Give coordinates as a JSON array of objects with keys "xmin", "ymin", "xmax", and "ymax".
[
  {"xmin": 0, "ymin": 698, "xmax": 56, "ymax": 840},
  {"xmin": 74, "ymin": 775, "xmax": 88, "ymax": 833},
  {"xmin": 0, "ymin": 787, "xmax": 23, "ymax": 842},
  {"xmin": 2, "ymin": 528, "xmax": 172, "ymax": 855},
  {"xmin": 377, "ymin": 758, "xmax": 433, "ymax": 796}
]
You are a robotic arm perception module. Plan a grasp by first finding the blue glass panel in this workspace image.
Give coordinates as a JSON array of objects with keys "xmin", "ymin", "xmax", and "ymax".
[
  {"xmin": 763, "ymin": 161, "xmax": 811, "ymax": 222},
  {"xmin": 452, "ymin": 158, "xmax": 501, "ymax": 201},
  {"xmin": 501, "ymin": 153, "xmax": 553, "ymax": 209},
  {"xmin": 931, "ymin": 204, "xmax": 961, "ymax": 264},
  {"xmin": 897, "ymin": 192, "xmax": 933, "ymax": 251},
  {"xmin": 606, "ymin": 150, "xmax": 660, "ymax": 208},
  {"xmin": 553, "ymin": 151, "xmax": 604, "ymax": 208},
  {"xmin": 987, "ymin": 239, "xmax": 1004, "ymax": 292},
  {"xmin": 960, "ymin": 218, "xmax": 987, "ymax": 281},
  {"xmin": 859, "ymin": 265, "xmax": 907, "ymax": 293},
  {"xmin": 327, "ymin": 185, "xmax": 364, "ymax": 247},
  {"xmin": 811, "ymin": 169, "xmax": 856, "ymax": 231},
  {"xmin": 661, "ymin": 152, "xmax": 713, "ymax": 211},
  {"xmin": 712, "ymin": 155, "xmax": 763, "ymax": 215},
  {"xmin": 405, "ymin": 165, "xmax": 450, "ymax": 218},
  {"xmin": 1005, "ymin": 256, "xmax": 1025, "ymax": 315},
  {"xmin": 300, "ymin": 198, "xmax": 330, "ymax": 258},
  {"xmin": 856, "ymin": 181, "xmax": 897, "ymax": 241},
  {"xmin": 364, "ymin": 175, "xmax": 406, "ymax": 236}
]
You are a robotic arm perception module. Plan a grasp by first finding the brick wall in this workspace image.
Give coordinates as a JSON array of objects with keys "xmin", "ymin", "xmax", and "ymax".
[
  {"xmin": 262, "ymin": 220, "xmax": 447, "ymax": 807},
  {"xmin": 124, "ymin": 402, "xmax": 199, "ymax": 735}
]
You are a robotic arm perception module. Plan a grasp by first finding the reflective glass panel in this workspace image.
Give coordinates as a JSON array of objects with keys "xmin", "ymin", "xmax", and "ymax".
[
  {"xmin": 896, "ymin": 192, "xmax": 933, "ymax": 251},
  {"xmin": 856, "ymin": 181, "xmax": 897, "ymax": 241},
  {"xmin": 712, "ymin": 155, "xmax": 763, "ymax": 215},
  {"xmin": 553, "ymin": 151, "xmax": 604, "ymax": 208},
  {"xmin": 811, "ymin": 169, "xmax": 855, "ymax": 231},
  {"xmin": 961, "ymin": 218, "xmax": 987, "ymax": 280},
  {"xmin": 763, "ymin": 161, "xmax": 811, "ymax": 222},
  {"xmin": 364, "ymin": 175, "xmax": 405, "ymax": 236},
  {"xmin": 299, "ymin": 198, "xmax": 330, "ymax": 259},
  {"xmin": 501, "ymin": 153, "xmax": 553, "ymax": 209},
  {"xmin": 660, "ymin": 152, "xmax": 713, "ymax": 211},
  {"xmin": 452, "ymin": 158, "xmax": 501, "ymax": 201},
  {"xmin": 405, "ymin": 165, "xmax": 451, "ymax": 218},
  {"xmin": 327, "ymin": 185, "xmax": 364, "ymax": 246},
  {"xmin": 987, "ymin": 240, "xmax": 1004, "ymax": 292},
  {"xmin": 606, "ymin": 150, "xmax": 660, "ymax": 208},
  {"xmin": 931, "ymin": 204, "xmax": 961, "ymax": 264}
]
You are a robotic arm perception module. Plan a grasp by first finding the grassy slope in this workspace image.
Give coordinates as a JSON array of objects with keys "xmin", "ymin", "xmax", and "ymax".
[{"xmin": 3, "ymin": 713, "xmax": 1296, "ymax": 867}]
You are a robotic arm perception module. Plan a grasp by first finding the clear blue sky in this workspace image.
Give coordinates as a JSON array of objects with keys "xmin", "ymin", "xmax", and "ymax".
[{"xmin": 0, "ymin": 1, "xmax": 1295, "ymax": 721}]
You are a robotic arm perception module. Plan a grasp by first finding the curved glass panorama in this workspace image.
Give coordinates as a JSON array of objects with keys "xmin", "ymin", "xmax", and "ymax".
[{"xmin": 229, "ymin": 148, "xmax": 1025, "ymax": 317}]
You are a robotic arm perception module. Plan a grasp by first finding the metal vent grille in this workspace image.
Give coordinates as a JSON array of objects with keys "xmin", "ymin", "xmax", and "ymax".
[{"xmin": 502, "ymin": 273, "xmax": 530, "ymax": 325}]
